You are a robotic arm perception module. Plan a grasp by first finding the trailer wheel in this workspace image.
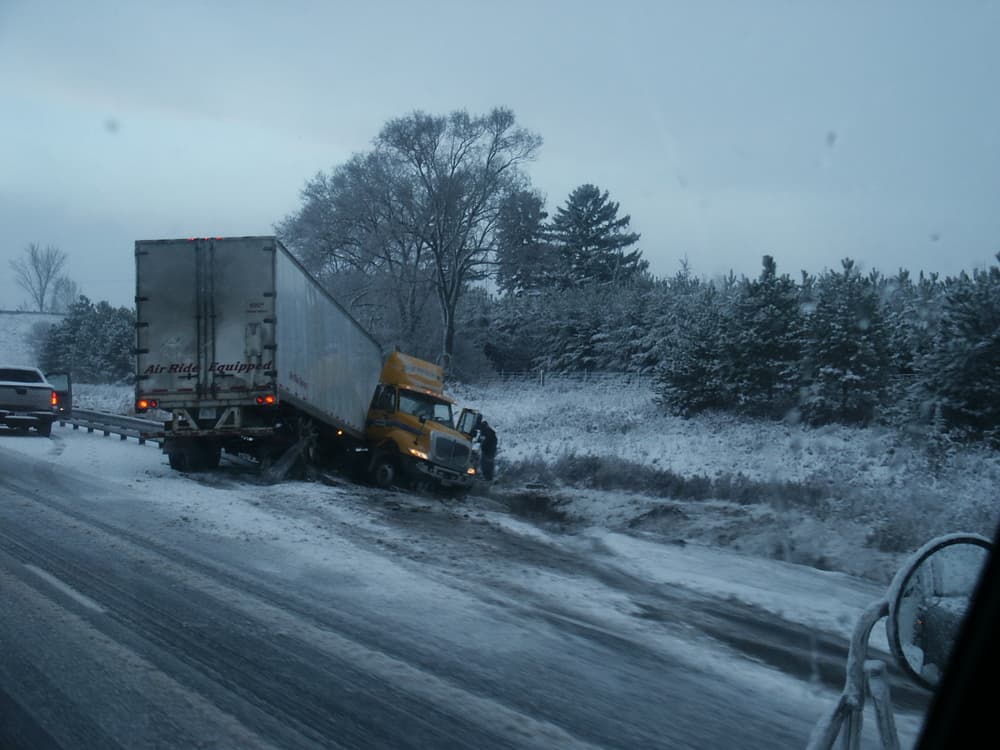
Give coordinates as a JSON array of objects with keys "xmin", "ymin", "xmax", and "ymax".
[
  {"xmin": 371, "ymin": 452, "xmax": 398, "ymax": 489},
  {"xmin": 168, "ymin": 448, "xmax": 191, "ymax": 472},
  {"xmin": 202, "ymin": 443, "xmax": 221, "ymax": 469},
  {"xmin": 167, "ymin": 441, "xmax": 220, "ymax": 472}
]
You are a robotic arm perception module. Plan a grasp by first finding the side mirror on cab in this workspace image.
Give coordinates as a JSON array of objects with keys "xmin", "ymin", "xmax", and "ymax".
[
  {"xmin": 807, "ymin": 532, "xmax": 992, "ymax": 750},
  {"xmin": 886, "ymin": 535, "xmax": 992, "ymax": 690}
]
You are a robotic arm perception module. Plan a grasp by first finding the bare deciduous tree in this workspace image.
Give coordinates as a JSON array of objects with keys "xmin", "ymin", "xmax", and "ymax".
[
  {"xmin": 279, "ymin": 107, "xmax": 541, "ymax": 369},
  {"xmin": 378, "ymin": 108, "xmax": 542, "ymax": 367},
  {"xmin": 51, "ymin": 275, "xmax": 80, "ymax": 314},
  {"xmin": 278, "ymin": 152, "xmax": 436, "ymax": 347},
  {"xmin": 10, "ymin": 243, "xmax": 68, "ymax": 312}
]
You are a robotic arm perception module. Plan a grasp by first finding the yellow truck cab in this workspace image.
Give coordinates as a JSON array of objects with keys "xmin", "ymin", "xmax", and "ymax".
[{"xmin": 365, "ymin": 352, "xmax": 476, "ymax": 490}]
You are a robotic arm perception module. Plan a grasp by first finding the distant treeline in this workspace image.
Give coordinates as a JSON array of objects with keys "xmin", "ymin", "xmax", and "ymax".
[
  {"xmin": 27, "ymin": 253, "xmax": 1000, "ymax": 448},
  {"xmin": 472, "ymin": 253, "xmax": 1000, "ymax": 444}
]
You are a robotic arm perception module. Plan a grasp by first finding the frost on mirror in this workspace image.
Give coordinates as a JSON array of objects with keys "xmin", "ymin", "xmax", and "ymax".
[{"xmin": 893, "ymin": 542, "xmax": 989, "ymax": 686}]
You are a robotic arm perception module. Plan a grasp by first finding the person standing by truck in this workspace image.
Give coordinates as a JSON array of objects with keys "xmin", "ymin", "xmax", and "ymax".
[{"xmin": 476, "ymin": 419, "xmax": 497, "ymax": 481}]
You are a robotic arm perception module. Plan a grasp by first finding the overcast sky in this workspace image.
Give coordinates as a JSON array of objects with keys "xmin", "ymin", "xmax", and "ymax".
[{"xmin": 2, "ymin": 0, "xmax": 998, "ymax": 309}]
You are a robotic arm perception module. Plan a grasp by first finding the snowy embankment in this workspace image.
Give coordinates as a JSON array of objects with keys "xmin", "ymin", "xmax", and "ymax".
[
  {"xmin": 452, "ymin": 376, "xmax": 1000, "ymax": 582},
  {"xmin": 73, "ymin": 383, "xmax": 138, "ymax": 414},
  {"xmin": 70, "ymin": 377, "xmax": 999, "ymax": 582}
]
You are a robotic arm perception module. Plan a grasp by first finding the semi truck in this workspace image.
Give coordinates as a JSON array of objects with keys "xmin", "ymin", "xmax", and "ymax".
[
  {"xmin": 367, "ymin": 351, "xmax": 479, "ymax": 489},
  {"xmin": 134, "ymin": 236, "xmax": 475, "ymax": 489}
]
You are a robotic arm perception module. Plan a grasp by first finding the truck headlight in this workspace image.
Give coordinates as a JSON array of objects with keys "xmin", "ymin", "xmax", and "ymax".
[{"xmin": 408, "ymin": 448, "xmax": 429, "ymax": 461}]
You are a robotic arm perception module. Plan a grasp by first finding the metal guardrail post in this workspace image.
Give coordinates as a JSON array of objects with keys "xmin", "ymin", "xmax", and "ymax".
[{"xmin": 62, "ymin": 409, "xmax": 162, "ymax": 445}]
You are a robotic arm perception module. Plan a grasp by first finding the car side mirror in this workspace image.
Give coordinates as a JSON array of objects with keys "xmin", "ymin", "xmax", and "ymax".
[{"xmin": 887, "ymin": 534, "xmax": 991, "ymax": 690}]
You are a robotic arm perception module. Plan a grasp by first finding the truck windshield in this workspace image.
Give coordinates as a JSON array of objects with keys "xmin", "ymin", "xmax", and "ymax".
[
  {"xmin": 0, "ymin": 368, "xmax": 43, "ymax": 383},
  {"xmin": 398, "ymin": 390, "xmax": 453, "ymax": 426}
]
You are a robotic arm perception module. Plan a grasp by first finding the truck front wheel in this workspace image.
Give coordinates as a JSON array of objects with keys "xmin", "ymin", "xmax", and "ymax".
[{"xmin": 371, "ymin": 452, "xmax": 398, "ymax": 489}]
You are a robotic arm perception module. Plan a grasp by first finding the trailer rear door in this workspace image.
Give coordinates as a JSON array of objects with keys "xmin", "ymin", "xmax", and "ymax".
[{"xmin": 135, "ymin": 237, "xmax": 277, "ymax": 406}]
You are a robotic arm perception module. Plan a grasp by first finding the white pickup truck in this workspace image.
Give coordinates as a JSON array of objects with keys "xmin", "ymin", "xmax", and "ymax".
[{"xmin": 0, "ymin": 366, "xmax": 58, "ymax": 437}]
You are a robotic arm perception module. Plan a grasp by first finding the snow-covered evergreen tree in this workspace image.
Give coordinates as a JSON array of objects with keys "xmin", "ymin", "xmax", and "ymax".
[
  {"xmin": 725, "ymin": 256, "xmax": 802, "ymax": 417},
  {"xmin": 877, "ymin": 269, "xmax": 945, "ymax": 423},
  {"xmin": 482, "ymin": 292, "xmax": 547, "ymax": 374},
  {"xmin": 40, "ymin": 296, "xmax": 136, "ymax": 383},
  {"xmin": 923, "ymin": 254, "xmax": 1000, "ymax": 441},
  {"xmin": 654, "ymin": 281, "xmax": 734, "ymax": 416},
  {"xmin": 799, "ymin": 259, "xmax": 890, "ymax": 424}
]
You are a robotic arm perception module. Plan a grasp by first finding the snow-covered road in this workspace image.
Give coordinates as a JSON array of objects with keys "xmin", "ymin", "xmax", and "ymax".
[{"xmin": 0, "ymin": 425, "xmax": 929, "ymax": 748}]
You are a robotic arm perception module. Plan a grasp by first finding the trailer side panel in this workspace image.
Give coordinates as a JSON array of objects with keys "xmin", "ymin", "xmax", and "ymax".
[{"xmin": 274, "ymin": 245, "xmax": 382, "ymax": 439}]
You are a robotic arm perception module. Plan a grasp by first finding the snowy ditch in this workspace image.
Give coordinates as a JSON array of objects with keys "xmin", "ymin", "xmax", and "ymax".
[{"xmin": 64, "ymin": 379, "xmax": 1000, "ymax": 586}]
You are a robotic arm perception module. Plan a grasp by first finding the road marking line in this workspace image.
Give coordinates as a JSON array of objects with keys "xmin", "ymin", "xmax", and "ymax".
[{"xmin": 23, "ymin": 563, "xmax": 106, "ymax": 613}]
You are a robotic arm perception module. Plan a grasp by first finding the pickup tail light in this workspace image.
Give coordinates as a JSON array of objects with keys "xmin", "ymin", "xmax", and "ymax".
[
  {"xmin": 51, "ymin": 391, "xmax": 58, "ymax": 406},
  {"xmin": 136, "ymin": 398, "xmax": 158, "ymax": 412}
]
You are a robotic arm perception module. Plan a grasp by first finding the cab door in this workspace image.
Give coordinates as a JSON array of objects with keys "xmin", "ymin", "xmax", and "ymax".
[
  {"xmin": 366, "ymin": 384, "xmax": 397, "ymax": 442},
  {"xmin": 456, "ymin": 408, "xmax": 481, "ymax": 437}
]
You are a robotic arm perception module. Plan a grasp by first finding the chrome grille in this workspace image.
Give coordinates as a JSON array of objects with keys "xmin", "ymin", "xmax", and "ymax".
[{"xmin": 431, "ymin": 433, "xmax": 471, "ymax": 469}]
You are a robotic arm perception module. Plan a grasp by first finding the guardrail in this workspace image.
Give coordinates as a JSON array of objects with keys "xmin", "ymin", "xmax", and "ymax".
[{"xmin": 62, "ymin": 408, "xmax": 161, "ymax": 445}]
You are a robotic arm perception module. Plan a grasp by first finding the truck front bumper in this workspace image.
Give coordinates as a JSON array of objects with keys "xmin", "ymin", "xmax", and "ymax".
[{"xmin": 411, "ymin": 458, "xmax": 475, "ymax": 487}]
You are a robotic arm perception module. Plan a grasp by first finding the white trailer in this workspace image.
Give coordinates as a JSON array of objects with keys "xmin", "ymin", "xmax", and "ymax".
[{"xmin": 135, "ymin": 236, "xmax": 383, "ymax": 471}]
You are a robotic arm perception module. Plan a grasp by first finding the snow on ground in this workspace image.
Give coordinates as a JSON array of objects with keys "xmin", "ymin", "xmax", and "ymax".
[
  {"xmin": 452, "ymin": 376, "xmax": 999, "ymax": 493},
  {"xmin": 38, "ymin": 376, "xmax": 1000, "ymax": 582},
  {"xmin": 72, "ymin": 383, "xmax": 142, "ymax": 414},
  {"xmin": 452, "ymin": 376, "xmax": 1000, "ymax": 580},
  {"xmin": 0, "ymin": 426, "xmax": 927, "ymax": 746},
  {"xmin": 2, "ymin": 369, "xmax": 980, "ymax": 747},
  {"xmin": 0, "ymin": 427, "xmax": 881, "ymax": 644}
]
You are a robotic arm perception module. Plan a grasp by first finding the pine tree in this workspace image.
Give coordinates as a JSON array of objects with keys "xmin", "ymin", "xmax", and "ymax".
[
  {"xmin": 654, "ymin": 281, "xmax": 734, "ymax": 416},
  {"xmin": 483, "ymin": 292, "xmax": 548, "ymax": 374},
  {"xmin": 630, "ymin": 278, "xmax": 675, "ymax": 374},
  {"xmin": 583, "ymin": 279, "xmax": 657, "ymax": 372},
  {"xmin": 878, "ymin": 269, "xmax": 945, "ymax": 423},
  {"xmin": 540, "ymin": 287, "xmax": 604, "ymax": 372},
  {"xmin": 547, "ymin": 184, "xmax": 646, "ymax": 287},
  {"xmin": 799, "ymin": 259, "xmax": 890, "ymax": 424},
  {"xmin": 39, "ymin": 296, "xmax": 136, "ymax": 383},
  {"xmin": 495, "ymin": 190, "xmax": 556, "ymax": 296},
  {"xmin": 725, "ymin": 255, "xmax": 802, "ymax": 417},
  {"xmin": 924, "ymin": 255, "xmax": 1000, "ymax": 440}
]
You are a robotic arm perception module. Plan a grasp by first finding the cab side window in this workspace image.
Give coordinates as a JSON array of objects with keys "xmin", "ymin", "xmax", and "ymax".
[{"xmin": 371, "ymin": 385, "xmax": 395, "ymax": 412}]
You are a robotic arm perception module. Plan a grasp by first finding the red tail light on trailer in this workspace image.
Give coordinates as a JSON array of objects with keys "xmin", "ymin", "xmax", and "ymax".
[
  {"xmin": 136, "ymin": 398, "xmax": 158, "ymax": 412},
  {"xmin": 255, "ymin": 394, "xmax": 276, "ymax": 406}
]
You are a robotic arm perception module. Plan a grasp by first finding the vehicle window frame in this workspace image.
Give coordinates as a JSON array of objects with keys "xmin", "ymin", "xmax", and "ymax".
[
  {"xmin": 398, "ymin": 389, "xmax": 453, "ymax": 426},
  {"xmin": 0, "ymin": 368, "xmax": 45, "ymax": 383}
]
